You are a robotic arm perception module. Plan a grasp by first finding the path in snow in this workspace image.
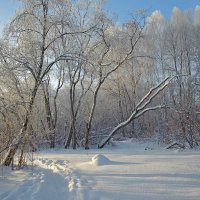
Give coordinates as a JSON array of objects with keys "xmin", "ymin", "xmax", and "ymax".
[
  {"xmin": 0, "ymin": 159, "xmax": 70, "ymax": 200},
  {"xmin": 0, "ymin": 148, "xmax": 200, "ymax": 200},
  {"xmin": 0, "ymin": 155, "xmax": 95, "ymax": 200}
]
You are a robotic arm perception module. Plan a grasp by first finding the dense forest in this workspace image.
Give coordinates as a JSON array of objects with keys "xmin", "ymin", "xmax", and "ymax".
[{"xmin": 0, "ymin": 0, "xmax": 199, "ymax": 166}]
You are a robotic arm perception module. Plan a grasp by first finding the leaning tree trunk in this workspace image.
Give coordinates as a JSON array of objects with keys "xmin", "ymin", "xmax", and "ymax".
[
  {"xmin": 98, "ymin": 76, "xmax": 177, "ymax": 148},
  {"xmin": 3, "ymin": 146, "xmax": 18, "ymax": 166},
  {"xmin": 3, "ymin": 85, "xmax": 38, "ymax": 166},
  {"xmin": 3, "ymin": 115, "xmax": 29, "ymax": 166}
]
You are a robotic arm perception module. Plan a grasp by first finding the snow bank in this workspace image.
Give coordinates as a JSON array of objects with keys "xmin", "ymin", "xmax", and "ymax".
[
  {"xmin": 91, "ymin": 154, "xmax": 111, "ymax": 166},
  {"xmin": 1, "ymin": 149, "xmax": 200, "ymax": 200}
]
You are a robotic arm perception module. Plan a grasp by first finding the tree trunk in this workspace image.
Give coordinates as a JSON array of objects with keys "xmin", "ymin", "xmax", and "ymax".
[
  {"xmin": 50, "ymin": 130, "xmax": 56, "ymax": 148},
  {"xmin": 84, "ymin": 123, "xmax": 90, "ymax": 150},
  {"xmin": 65, "ymin": 125, "xmax": 73, "ymax": 148},
  {"xmin": 72, "ymin": 128, "xmax": 77, "ymax": 150},
  {"xmin": 3, "ymin": 84, "xmax": 38, "ymax": 166},
  {"xmin": 42, "ymin": 81, "xmax": 55, "ymax": 148},
  {"xmin": 118, "ymin": 97, "xmax": 125, "ymax": 137},
  {"xmin": 3, "ymin": 145, "xmax": 18, "ymax": 166},
  {"xmin": 18, "ymin": 149, "xmax": 24, "ymax": 169},
  {"xmin": 3, "ymin": 115, "xmax": 29, "ymax": 166},
  {"xmin": 84, "ymin": 85, "xmax": 100, "ymax": 149},
  {"xmin": 98, "ymin": 76, "xmax": 175, "ymax": 148}
]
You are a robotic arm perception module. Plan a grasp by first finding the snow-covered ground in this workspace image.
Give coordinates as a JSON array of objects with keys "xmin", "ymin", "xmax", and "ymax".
[{"xmin": 0, "ymin": 140, "xmax": 200, "ymax": 200}]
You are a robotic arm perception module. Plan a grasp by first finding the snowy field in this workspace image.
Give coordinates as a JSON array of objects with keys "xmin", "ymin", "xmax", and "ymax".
[{"xmin": 0, "ymin": 140, "xmax": 200, "ymax": 200}]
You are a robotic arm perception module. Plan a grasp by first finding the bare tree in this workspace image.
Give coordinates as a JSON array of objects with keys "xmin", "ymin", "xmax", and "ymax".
[
  {"xmin": 83, "ymin": 14, "xmax": 145, "ymax": 149},
  {"xmin": 2, "ymin": 0, "xmax": 97, "ymax": 166},
  {"xmin": 64, "ymin": 59, "xmax": 93, "ymax": 149},
  {"xmin": 98, "ymin": 76, "xmax": 178, "ymax": 148},
  {"xmin": 41, "ymin": 65, "xmax": 64, "ymax": 148}
]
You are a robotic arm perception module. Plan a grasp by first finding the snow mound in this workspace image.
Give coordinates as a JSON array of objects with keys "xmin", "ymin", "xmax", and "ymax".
[{"xmin": 91, "ymin": 154, "xmax": 111, "ymax": 166}]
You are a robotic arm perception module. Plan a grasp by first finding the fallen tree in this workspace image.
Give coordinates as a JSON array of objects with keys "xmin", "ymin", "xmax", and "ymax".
[
  {"xmin": 98, "ymin": 76, "xmax": 180, "ymax": 148},
  {"xmin": 165, "ymin": 141, "xmax": 185, "ymax": 149}
]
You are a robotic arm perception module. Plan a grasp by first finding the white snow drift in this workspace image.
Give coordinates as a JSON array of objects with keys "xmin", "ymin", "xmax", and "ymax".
[
  {"xmin": 91, "ymin": 154, "xmax": 111, "ymax": 166},
  {"xmin": 0, "ymin": 140, "xmax": 200, "ymax": 200}
]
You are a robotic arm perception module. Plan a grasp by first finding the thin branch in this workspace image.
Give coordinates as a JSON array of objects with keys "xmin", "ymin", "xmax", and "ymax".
[{"xmin": 98, "ymin": 75, "xmax": 188, "ymax": 148}]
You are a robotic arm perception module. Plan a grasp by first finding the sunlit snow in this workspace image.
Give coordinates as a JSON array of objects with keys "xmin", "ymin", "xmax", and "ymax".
[{"xmin": 0, "ymin": 140, "xmax": 200, "ymax": 200}]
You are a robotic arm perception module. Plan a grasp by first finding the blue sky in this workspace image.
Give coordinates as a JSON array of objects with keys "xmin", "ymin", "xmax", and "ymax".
[
  {"xmin": 105, "ymin": 0, "xmax": 200, "ymax": 22},
  {"xmin": 0, "ymin": 0, "xmax": 199, "ymax": 33},
  {"xmin": 0, "ymin": 0, "xmax": 21, "ymax": 33}
]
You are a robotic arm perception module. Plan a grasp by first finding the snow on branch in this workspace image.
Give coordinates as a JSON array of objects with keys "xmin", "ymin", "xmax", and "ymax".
[
  {"xmin": 98, "ymin": 75, "xmax": 186, "ymax": 148},
  {"xmin": 165, "ymin": 142, "xmax": 185, "ymax": 149}
]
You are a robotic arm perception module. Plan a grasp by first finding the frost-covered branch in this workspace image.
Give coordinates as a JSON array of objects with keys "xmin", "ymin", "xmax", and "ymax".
[{"xmin": 98, "ymin": 75, "xmax": 183, "ymax": 148}]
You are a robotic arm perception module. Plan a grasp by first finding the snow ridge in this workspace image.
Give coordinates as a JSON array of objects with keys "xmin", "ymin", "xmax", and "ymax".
[{"xmin": 34, "ymin": 158, "xmax": 92, "ymax": 200}]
